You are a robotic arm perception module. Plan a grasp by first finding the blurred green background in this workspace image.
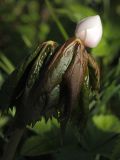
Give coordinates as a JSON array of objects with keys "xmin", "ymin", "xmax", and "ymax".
[{"xmin": 0, "ymin": 0, "xmax": 120, "ymax": 160}]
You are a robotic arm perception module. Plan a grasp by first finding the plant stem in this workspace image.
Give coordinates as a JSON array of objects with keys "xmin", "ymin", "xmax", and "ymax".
[
  {"xmin": 0, "ymin": 61, "xmax": 11, "ymax": 74},
  {"xmin": 2, "ymin": 127, "xmax": 25, "ymax": 160},
  {"xmin": 45, "ymin": 0, "xmax": 69, "ymax": 40},
  {"xmin": 0, "ymin": 53, "xmax": 15, "ymax": 74}
]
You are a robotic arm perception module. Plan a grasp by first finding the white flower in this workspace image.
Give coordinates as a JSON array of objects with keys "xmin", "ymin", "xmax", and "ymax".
[{"xmin": 75, "ymin": 15, "xmax": 102, "ymax": 48}]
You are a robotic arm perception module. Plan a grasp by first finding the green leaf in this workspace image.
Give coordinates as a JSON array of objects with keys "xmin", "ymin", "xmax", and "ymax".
[
  {"xmin": 28, "ymin": 117, "xmax": 59, "ymax": 134},
  {"xmin": 78, "ymin": 114, "xmax": 120, "ymax": 158},
  {"xmin": 92, "ymin": 115, "xmax": 120, "ymax": 133},
  {"xmin": 21, "ymin": 118, "xmax": 60, "ymax": 156},
  {"xmin": 21, "ymin": 134, "xmax": 60, "ymax": 156}
]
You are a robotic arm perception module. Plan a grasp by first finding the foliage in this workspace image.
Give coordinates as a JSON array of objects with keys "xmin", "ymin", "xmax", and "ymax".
[{"xmin": 0, "ymin": 0, "xmax": 120, "ymax": 160}]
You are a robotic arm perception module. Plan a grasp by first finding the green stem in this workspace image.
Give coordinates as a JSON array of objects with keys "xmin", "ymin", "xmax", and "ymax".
[
  {"xmin": 0, "ymin": 61, "xmax": 11, "ymax": 74},
  {"xmin": 2, "ymin": 127, "xmax": 25, "ymax": 160},
  {"xmin": 45, "ymin": 0, "xmax": 69, "ymax": 40},
  {"xmin": 0, "ymin": 53, "xmax": 15, "ymax": 73}
]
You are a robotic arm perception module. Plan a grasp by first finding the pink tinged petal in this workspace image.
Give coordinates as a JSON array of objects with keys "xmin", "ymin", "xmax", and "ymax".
[{"xmin": 75, "ymin": 15, "xmax": 103, "ymax": 48}]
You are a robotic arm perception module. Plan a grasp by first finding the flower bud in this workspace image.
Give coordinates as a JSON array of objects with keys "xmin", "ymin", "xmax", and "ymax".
[{"xmin": 75, "ymin": 15, "xmax": 102, "ymax": 48}]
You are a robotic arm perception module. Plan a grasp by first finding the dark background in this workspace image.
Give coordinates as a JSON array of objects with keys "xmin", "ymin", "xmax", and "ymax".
[{"xmin": 0, "ymin": 0, "xmax": 120, "ymax": 160}]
